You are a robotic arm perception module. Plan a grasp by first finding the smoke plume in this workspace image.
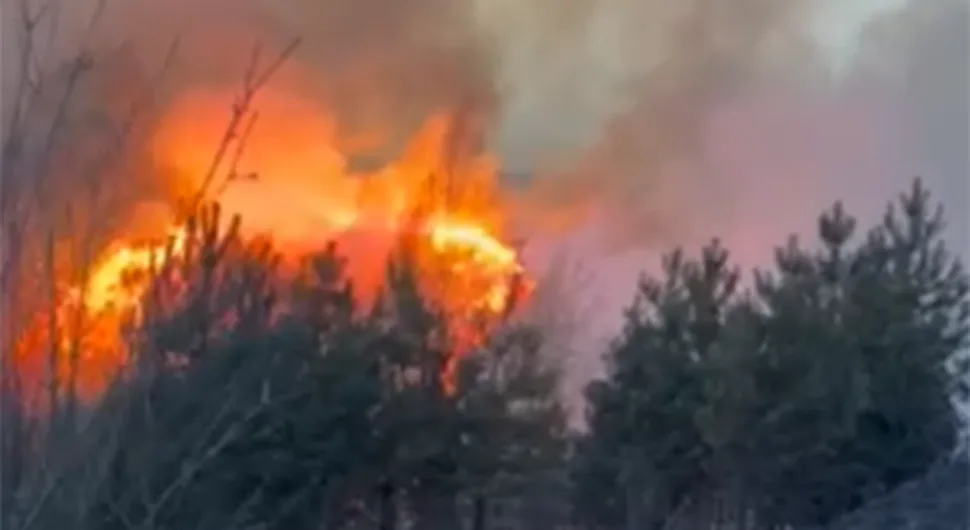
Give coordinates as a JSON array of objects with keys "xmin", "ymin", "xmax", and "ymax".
[
  {"xmin": 3, "ymin": 0, "xmax": 966, "ymax": 415},
  {"xmin": 3, "ymin": 0, "xmax": 914, "ymax": 249}
]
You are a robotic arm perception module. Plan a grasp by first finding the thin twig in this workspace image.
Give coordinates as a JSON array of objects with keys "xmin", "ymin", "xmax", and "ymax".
[
  {"xmin": 189, "ymin": 37, "xmax": 301, "ymax": 213},
  {"xmin": 214, "ymin": 110, "xmax": 260, "ymax": 198}
]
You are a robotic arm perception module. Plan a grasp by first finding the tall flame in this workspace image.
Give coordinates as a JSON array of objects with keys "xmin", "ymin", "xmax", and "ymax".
[{"xmin": 12, "ymin": 87, "xmax": 532, "ymax": 404}]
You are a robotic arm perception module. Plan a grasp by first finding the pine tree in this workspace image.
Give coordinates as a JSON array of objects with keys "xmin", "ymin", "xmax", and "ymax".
[
  {"xmin": 576, "ymin": 241, "xmax": 739, "ymax": 529},
  {"xmin": 828, "ymin": 178, "xmax": 968, "ymax": 517},
  {"xmin": 573, "ymin": 178, "xmax": 969, "ymax": 529},
  {"xmin": 742, "ymin": 178, "xmax": 968, "ymax": 525},
  {"xmin": 368, "ymin": 245, "xmax": 568, "ymax": 530},
  {"xmin": 78, "ymin": 207, "xmax": 387, "ymax": 530}
]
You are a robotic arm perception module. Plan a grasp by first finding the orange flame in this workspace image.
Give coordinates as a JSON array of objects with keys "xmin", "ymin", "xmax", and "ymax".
[
  {"xmin": 12, "ymin": 87, "xmax": 532, "ymax": 403},
  {"xmin": 75, "ymin": 229, "xmax": 189, "ymax": 314}
]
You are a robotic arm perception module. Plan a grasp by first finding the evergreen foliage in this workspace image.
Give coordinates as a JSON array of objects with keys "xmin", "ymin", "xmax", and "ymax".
[
  {"xmin": 3, "ymin": 179, "xmax": 966, "ymax": 530},
  {"xmin": 574, "ymin": 178, "xmax": 969, "ymax": 530}
]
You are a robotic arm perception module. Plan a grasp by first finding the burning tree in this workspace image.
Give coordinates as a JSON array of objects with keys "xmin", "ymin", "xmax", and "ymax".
[
  {"xmin": 2, "ymin": 197, "xmax": 562, "ymax": 530},
  {"xmin": 4, "ymin": 30, "xmax": 536, "ymax": 400},
  {"xmin": 1, "ymin": 8, "xmax": 566, "ymax": 528}
]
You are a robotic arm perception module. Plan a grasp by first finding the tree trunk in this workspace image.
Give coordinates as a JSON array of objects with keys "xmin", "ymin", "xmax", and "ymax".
[
  {"xmin": 378, "ymin": 481, "xmax": 397, "ymax": 530},
  {"xmin": 472, "ymin": 494, "xmax": 487, "ymax": 530}
]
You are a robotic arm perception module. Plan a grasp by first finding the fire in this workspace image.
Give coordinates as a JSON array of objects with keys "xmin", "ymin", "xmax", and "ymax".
[
  {"xmin": 74, "ymin": 229, "xmax": 189, "ymax": 314},
  {"xmin": 429, "ymin": 221, "xmax": 521, "ymax": 311},
  {"xmin": 11, "ymin": 86, "xmax": 532, "ymax": 404}
]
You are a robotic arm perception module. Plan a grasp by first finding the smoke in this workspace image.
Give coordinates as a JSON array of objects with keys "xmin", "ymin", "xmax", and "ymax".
[
  {"xmin": 536, "ymin": 0, "xmax": 969, "ymax": 414},
  {"xmin": 2, "ymin": 0, "xmax": 485, "ymax": 169},
  {"xmin": 475, "ymin": 0, "xmax": 957, "ymax": 252},
  {"xmin": 5, "ymin": 0, "xmax": 948, "ymax": 247},
  {"xmin": 470, "ymin": 0, "xmax": 968, "ymax": 411},
  {"xmin": 3, "ymin": 0, "xmax": 966, "ymax": 416}
]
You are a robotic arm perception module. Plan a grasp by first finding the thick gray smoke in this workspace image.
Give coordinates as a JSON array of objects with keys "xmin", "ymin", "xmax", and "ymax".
[
  {"xmin": 2, "ymin": 0, "xmax": 966, "ymax": 418},
  {"xmin": 472, "ymin": 0, "xmax": 969, "ymax": 413},
  {"xmin": 478, "ymin": 0, "xmax": 967, "ymax": 252},
  {"xmin": 6, "ymin": 1, "xmax": 959, "ymax": 233},
  {"xmin": 4, "ymin": 1, "xmax": 939, "ymax": 216}
]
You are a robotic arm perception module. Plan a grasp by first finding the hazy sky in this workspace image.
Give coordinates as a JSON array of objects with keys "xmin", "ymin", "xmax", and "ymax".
[
  {"xmin": 814, "ymin": 0, "xmax": 909, "ymax": 71},
  {"xmin": 539, "ymin": 0, "xmax": 969, "ymax": 413}
]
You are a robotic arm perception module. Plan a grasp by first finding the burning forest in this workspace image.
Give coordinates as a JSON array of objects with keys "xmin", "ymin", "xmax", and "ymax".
[
  {"xmin": 1, "ymin": 0, "xmax": 968, "ymax": 529},
  {"xmin": 9, "ymin": 79, "xmax": 534, "ymax": 404}
]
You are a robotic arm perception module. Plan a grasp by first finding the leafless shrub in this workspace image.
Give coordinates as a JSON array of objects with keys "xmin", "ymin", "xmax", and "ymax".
[{"xmin": 1, "ymin": 3, "xmax": 305, "ymax": 525}]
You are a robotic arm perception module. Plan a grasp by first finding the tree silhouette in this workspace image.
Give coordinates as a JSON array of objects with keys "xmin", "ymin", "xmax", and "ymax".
[{"xmin": 575, "ymin": 178, "xmax": 969, "ymax": 529}]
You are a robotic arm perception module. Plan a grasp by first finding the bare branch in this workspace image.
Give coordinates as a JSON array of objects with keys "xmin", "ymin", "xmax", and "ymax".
[{"xmin": 189, "ymin": 37, "xmax": 301, "ymax": 212}]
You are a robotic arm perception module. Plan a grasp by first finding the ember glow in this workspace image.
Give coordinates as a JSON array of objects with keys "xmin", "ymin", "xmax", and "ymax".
[{"xmin": 12, "ymin": 87, "xmax": 533, "ymax": 404}]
